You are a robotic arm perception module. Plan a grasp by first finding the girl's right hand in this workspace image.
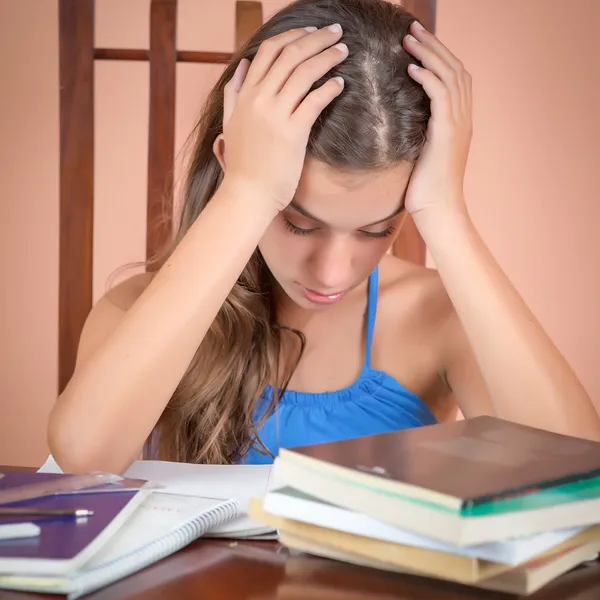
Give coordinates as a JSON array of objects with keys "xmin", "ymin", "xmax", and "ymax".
[{"xmin": 220, "ymin": 24, "xmax": 348, "ymax": 214}]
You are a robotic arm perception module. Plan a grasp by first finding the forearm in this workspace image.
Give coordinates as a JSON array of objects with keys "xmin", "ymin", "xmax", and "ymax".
[
  {"xmin": 51, "ymin": 179, "xmax": 276, "ymax": 472},
  {"xmin": 415, "ymin": 204, "xmax": 600, "ymax": 439}
]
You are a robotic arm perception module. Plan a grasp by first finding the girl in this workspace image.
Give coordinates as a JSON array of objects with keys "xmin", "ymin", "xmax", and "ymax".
[{"xmin": 48, "ymin": 0, "xmax": 600, "ymax": 474}]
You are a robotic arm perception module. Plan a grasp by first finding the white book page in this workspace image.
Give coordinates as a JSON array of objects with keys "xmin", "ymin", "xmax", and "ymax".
[{"xmin": 263, "ymin": 488, "xmax": 586, "ymax": 565}]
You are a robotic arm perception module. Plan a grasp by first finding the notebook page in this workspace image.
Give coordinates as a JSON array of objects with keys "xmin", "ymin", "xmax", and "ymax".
[
  {"xmin": 122, "ymin": 461, "xmax": 277, "ymax": 536},
  {"xmin": 38, "ymin": 456, "xmax": 278, "ymax": 537},
  {"xmin": 83, "ymin": 493, "xmax": 226, "ymax": 566}
]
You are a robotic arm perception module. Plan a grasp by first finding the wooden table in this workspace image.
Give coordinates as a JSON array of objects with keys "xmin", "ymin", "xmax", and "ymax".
[
  {"xmin": 1, "ymin": 538, "xmax": 600, "ymax": 600},
  {"xmin": 2, "ymin": 468, "xmax": 600, "ymax": 599}
]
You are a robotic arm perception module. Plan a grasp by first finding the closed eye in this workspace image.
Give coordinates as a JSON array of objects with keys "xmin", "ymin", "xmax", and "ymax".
[
  {"xmin": 283, "ymin": 218, "xmax": 396, "ymax": 239},
  {"xmin": 283, "ymin": 219, "xmax": 318, "ymax": 236},
  {"xmin": 361, "ymin": 226, "xmax": 396, "ymax": 239}
]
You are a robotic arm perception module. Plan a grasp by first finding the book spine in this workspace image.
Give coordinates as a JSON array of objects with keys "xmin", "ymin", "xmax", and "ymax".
[{"xmin": 67, "ymin": 499, "xmax": 239, "ymax": 600}]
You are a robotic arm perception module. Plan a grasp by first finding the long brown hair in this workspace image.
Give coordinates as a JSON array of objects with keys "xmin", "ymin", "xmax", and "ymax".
[{"xmin": 148, "ymin": 0, "xmax": 430, "ymax": 464}]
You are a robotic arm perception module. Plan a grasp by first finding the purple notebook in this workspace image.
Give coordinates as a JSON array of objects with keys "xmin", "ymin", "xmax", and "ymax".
[{"xmin": 0, "ymin": 471, "xmax": 148, "ymax": 574}]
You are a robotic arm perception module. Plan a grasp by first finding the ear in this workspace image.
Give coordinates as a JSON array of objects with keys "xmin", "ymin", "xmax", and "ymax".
[{"xmin": 213, "ymin": 134, "xmax": 226, "ymax": 171}]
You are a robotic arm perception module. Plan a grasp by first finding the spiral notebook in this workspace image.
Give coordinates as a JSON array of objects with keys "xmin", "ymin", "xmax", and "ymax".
[{"xmin": 0, "ymin": 492, "xmax": 239, "ymax": 599}]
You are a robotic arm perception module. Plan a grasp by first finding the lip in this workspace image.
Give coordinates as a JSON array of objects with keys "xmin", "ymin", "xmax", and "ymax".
[{"xmin": 302, "ymin": 286, "xmax": 346, "ymax": 305}]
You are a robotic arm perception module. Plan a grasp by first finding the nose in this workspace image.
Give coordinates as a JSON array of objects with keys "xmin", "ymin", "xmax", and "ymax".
[{"xmin": 307, "ymin": 236, "xmax": 353, "ymax": 292}]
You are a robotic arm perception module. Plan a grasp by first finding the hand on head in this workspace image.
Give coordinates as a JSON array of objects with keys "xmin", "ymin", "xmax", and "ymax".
[{"xmin": 215, "ymin": 25, "xmax": 348, "ymax": 214}]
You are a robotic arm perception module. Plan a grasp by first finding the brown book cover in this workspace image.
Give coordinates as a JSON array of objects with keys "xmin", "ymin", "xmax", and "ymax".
[{"xmin": 279, "ymin": 416, "xmax": 600, "ymax": 509}]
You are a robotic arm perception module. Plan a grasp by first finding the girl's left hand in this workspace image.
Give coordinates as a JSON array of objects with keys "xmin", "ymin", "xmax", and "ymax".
[{"xmin": 402, "ymin": 21, "xmax": 473, "ymax": 219}]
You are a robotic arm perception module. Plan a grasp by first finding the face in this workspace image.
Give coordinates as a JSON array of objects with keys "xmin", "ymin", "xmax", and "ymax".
[{"xmin": 258, "ymin": 157, "xmax": 414, "ymax": 311}]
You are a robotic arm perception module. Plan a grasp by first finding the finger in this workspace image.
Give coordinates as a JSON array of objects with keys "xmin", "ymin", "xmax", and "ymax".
[
  {"xmin": 407, "ymin": 64, "xmax": 453, "ymax": 124},
  {"xmin": 463, "ymin": 70, "xmax": 472, "ymax": 119},
  {"xmin": 292, "ymin": 76, "xmax": 345, "ymax": 129},
  {"xmin": 410, "ymin": 21, "xmax": 463, "ymax": 73},
  {"xmin": 277, "ymin": 42, "xmax": 348, "ymax": 113},
  {"xmin": 403, "ymin": 34, "xmax": 462, "ymax": 120},
  {"xmin": 261, "ymin": 24, "xmax": 344, "ymax": 96},
  {"xmin": 223, "ymin": 59, "xmax": 250, "ymax": 125},
  {"xmin": 244, "ymin": 28, "xmax": 316, "ymax": 87},
  {"xmin": 408, "ymin": 22, "xmax": 471, "ymax": 118}
]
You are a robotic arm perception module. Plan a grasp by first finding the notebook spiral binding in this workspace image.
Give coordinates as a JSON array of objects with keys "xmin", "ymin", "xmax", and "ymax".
[{"xmin": 68, "ymin": 498, "xmax": 240, "ymax": 600}]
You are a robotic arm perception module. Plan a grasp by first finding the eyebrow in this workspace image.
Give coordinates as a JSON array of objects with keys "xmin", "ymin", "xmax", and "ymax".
[{"xmin": 288, "ymin": 200, "xmax": 405, "ymax": 228}]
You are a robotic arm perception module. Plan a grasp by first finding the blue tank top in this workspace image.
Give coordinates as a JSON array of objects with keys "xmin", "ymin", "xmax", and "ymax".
[{"xmin": 242, "ymin": 266, "xmax": 439, "ymax": 464}]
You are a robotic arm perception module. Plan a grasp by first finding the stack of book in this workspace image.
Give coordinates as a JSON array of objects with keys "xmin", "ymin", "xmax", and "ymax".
[{"xmin": 250, "ymin": 416, "xmax": 600, "ymax": 595}]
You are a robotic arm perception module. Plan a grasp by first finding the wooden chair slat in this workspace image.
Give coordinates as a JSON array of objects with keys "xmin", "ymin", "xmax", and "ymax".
[
  {"xmin": 147, "ymin": 0, "xmax": 178, "ymax": 264},
  {"xmin": 235, "ymin": 1, "xmax": 263, "ymax": 51},
  {"xmin": 58, "ymin": 0, "xmax": 95, "ymax": 394}
]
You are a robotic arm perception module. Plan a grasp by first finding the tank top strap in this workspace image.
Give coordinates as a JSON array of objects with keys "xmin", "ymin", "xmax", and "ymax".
[{"xmin": 365, "ymin": 265, "xmax": 380, "ymax": 369}]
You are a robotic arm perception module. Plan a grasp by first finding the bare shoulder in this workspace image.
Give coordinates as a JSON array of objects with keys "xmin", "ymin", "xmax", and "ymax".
[
  {"xmin": 74, "ymin": 272, "xmax": 155, "ymax": 369},
  {"xmin": 375, "ymin": 255, "xmax": 461, "ymax": 422},
  {"xmin": 377, "ymin": 253, "xmax": 453, "ymax": 328}
]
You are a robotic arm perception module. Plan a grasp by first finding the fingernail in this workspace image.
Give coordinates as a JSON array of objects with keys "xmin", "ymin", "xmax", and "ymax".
[
  {"xmin": 304, "ymin": 26, "xmax": 317, "ymax": 33},
  {"xmin": 406, "ymin": 34, "xmax": 419, "ymax": 43},
  {"xmin": 413, "ymin": 21, "xmax": 425, "ymax": 31},
  {"xmin": 334, "ymin": 43, "xmax": 348, "ymax": 54},
  {"xmin": 408, "ymin": 63, "xmax": 420, "ymax": 73},
  {"xmin": 329, "ymin": 23, "xmax": 342, "ymax": 33},
  {"xmin": 333, "ymin": 76, "xmax": 345, "ymax": 87}
]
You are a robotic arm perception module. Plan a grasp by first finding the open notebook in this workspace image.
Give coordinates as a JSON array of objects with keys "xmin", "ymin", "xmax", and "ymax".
[
  {"xmin": 38, "ymin": 455, "xmax": 279, "ymax": 539},
  {"xmin": 0, "ymin": 492, "xmax": 238, "ymax": 599}
]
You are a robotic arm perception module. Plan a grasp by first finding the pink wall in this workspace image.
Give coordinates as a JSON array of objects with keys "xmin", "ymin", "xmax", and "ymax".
[
  {"xmin": 1, "ymin": 0, "xmax": 598, "ymax": 466},
  {"xmin": 0, "ymin": 0, "xmax": 59, "ymax": 466},
  {"xmin": 436, "ymin": 0, "xmax": 600, "ymax": 418}
]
